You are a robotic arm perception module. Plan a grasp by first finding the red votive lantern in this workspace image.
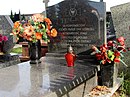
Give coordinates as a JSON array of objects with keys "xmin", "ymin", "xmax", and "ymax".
[{"xmin": 65, "ymin": 45, "xmax": 76, "ymax": 67}]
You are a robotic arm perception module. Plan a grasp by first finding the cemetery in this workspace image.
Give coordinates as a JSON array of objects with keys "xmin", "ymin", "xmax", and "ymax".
[{"xmin": 0, "ymin": 0, "xmax": 130, "ymax": 97}]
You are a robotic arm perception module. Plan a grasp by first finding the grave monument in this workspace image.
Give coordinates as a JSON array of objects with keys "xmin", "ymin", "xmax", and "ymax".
[
  {"xmin": 47, "ymin": 0, "xmax": 106, "ymax": 55},
  {"xmin": 1, "ymin": 0, "xmax": 120, "ymax": 97}
]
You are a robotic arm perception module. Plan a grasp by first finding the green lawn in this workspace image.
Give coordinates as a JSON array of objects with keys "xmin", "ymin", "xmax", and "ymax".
[{"xmin": 11, "ymin": 47, "xmax": 22, "ymax": 54}]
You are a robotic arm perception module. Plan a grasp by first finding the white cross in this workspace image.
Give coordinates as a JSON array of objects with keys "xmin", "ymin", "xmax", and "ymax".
[{"xmin": 43, "ymin": 0, "xmax": 50, "ymax": 17}]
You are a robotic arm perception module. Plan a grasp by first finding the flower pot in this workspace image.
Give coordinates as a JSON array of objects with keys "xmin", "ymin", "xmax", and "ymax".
[
  {"xmin": 100, "ymin": 62, "xmax": 118, "ymax": 87},
  {"xmin": 29, "ymin": 40, "xmax": 41, "ymax": 64}
]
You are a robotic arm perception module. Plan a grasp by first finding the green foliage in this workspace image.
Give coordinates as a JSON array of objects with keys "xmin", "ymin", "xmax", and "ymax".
[
  {"xmin": 119, "ymin": 70, "xmax": 130, "ymax": 96},
  {"xmin": 117, "ymin": 50, "xmax": 130, "ymax": 96},
  {"xmin": 11, "ymin": 47, "xmax": 22, "ymax": 54},
  {"xmin": 10, "ymin": 10, "xmax": 14, "ymax": 21},
  {"xmin": 21, "ymin": 14, "xmax": 26, "ymax": 21}
]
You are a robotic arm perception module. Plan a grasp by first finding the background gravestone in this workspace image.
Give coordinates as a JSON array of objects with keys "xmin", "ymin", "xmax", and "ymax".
[
  {"xmin": 0, "ymin": 15, "xmax": 15, "ymax": 54},
  {"xmin": 111, "ymin": 2, "xmax": 130, "ymax": 47},
  {"xmin": 0, "ymin": 16, "xmax": 20, "ymax": 68},
  {"xmin": 111, "ymin": 2, "xmax": 130, "ymax": 71},
  {"xmin": 106, "ymin": 12, "xmax": 116, "ymax": 41},
  {"xmin": 47, "ymin": 0, "xmax": 106, "ymax": 54}
]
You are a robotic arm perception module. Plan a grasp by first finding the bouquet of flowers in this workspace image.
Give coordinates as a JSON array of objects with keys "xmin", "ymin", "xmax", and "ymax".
[
  {"xmin": 91, "ymin": 37, "xmax": 128, "ymax": 67},
  {"xmin": 12, "ymin": 14, "xmax": 57, "ymax": 43}
]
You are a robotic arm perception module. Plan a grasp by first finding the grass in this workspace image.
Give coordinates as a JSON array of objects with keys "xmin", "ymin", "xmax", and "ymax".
[
  {"xmin": 118, "ymin": 51, "xmax": 130, "ymax": 96},
  {"xmin": 124, "ymin": 69, "xmax": 130, "ymax": 95},
  {"xmin": 11, "ymin": 47, "xmax": 22, "ymax": 54}
]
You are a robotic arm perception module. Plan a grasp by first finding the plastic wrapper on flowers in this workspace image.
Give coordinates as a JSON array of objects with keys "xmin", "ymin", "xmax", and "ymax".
[
  {"xmin": 11, "ymin": 13, "xmax": 57, "ymax": 43},
  {"xmin": 91, "ymin": 37, "xmax": 128, "ymax": 67}
]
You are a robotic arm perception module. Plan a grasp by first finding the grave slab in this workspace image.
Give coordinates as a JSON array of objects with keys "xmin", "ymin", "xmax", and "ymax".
[{"xmin": 0, "ymin": 56, "xmax": 98, "ymax": 97}]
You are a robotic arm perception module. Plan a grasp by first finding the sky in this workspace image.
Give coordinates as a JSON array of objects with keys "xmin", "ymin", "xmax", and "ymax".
[{"xmin": 0, "ymin": 0, "xmax": 130, "ymax": 15}]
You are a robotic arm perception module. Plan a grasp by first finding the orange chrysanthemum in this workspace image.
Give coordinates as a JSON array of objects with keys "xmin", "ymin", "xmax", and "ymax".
[
  {"xmin": 13, "ymin": 21, "xmax": 20, "ymax": 29},
  {"xmin": 12, "ymin": 13, "xmax": 58, "ymax": 43},
  {"xmin": 50, "ymin": 28, "xmax": 57, "ymax": 37},
  {"xmin": 36, "ymin": 32, "xmax": 42, "ymax": 40},
  {"xmin": 26, "ymin": 36, "xmax": 33, "ymax": 41},
  {"xmin": 44, "ymin": 18, "xmax": 52, "ymax": 25},
  {"xmin": 12, "ymin": 27, "xmax": 20, "ymax": 35},
  {"xmin": 23, "ymin": 26, "xmax": 34, "ymax": 36}
]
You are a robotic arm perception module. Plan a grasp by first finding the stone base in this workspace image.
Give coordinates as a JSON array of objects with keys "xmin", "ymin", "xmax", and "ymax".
[
  {"xmin": 30, "ymin": 60, "xmax": 41, "ymax": 64},
  {"xmin": 46, "ymin": 75, "xmax": 97, "ymax": 97},
  {"xmin": 84, "ymin": 78, "xmax": 123, "ymax": 97},
  {"xmin": 100, "ymin": 63, "xmax": 118, "ymax": 88}
]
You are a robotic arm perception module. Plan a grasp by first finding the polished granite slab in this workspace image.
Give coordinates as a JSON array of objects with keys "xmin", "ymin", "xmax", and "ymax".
[{"xmin": 0, "ymin": 57, "xmax": 97, "ymax": 97}]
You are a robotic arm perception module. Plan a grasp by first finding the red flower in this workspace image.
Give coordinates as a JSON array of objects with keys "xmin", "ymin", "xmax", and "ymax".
[
  {"xmin": 117, "ymin": 37, "xmax": 125, "ymax": 42},
  {"xmin": 2, "ymin": 36, "xmax": 8, "ymax": 41},
  {"xmin": 107, "ymin": 41, "xmax": 113, "ymax": 47},
  {"xmin": 117, "ymin": 46, "xmax": 125, "ymax": 51},
  {"xmin": 100, "ymin": 44, "xmax": 107, "ymax": 53},
  {"xmin": 91, "ymin": 36, "xmax": 127, "ymax": 67},
  {"xmin": 114, "ymin": 57, "xmax": 120, "ymax": 63},
  {"xmin": 101, "ymin": 60, "xmax": 107, "ymax": 64},
  {"xmin": 95, "ymin": 53, "xmax": 102, "ymax": 60},
  {"xmin": 0, "ymin": 34, "xmax": 8, "ymax": 42},
  {"xmin": 114, "ymin": 51, "xmax": 120, "ymax": 57},
  {"xmin": 107, "ymin": 59, "xmax": 112, "ymax": 63}
]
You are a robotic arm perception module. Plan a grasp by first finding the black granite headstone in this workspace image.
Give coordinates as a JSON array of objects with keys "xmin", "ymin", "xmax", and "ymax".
[{"xmin": 47, "ymin": 0, "xmax": 106, "ymax": 54}]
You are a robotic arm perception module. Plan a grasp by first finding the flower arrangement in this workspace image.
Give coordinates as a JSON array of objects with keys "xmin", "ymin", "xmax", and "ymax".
[
  {"xmin": 12, "ymin": 14, "xmax": 57, "ymax": 43},
  {"xmin": 91, "ymin": 37, "xmax": 128, "ymax": 67}
]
